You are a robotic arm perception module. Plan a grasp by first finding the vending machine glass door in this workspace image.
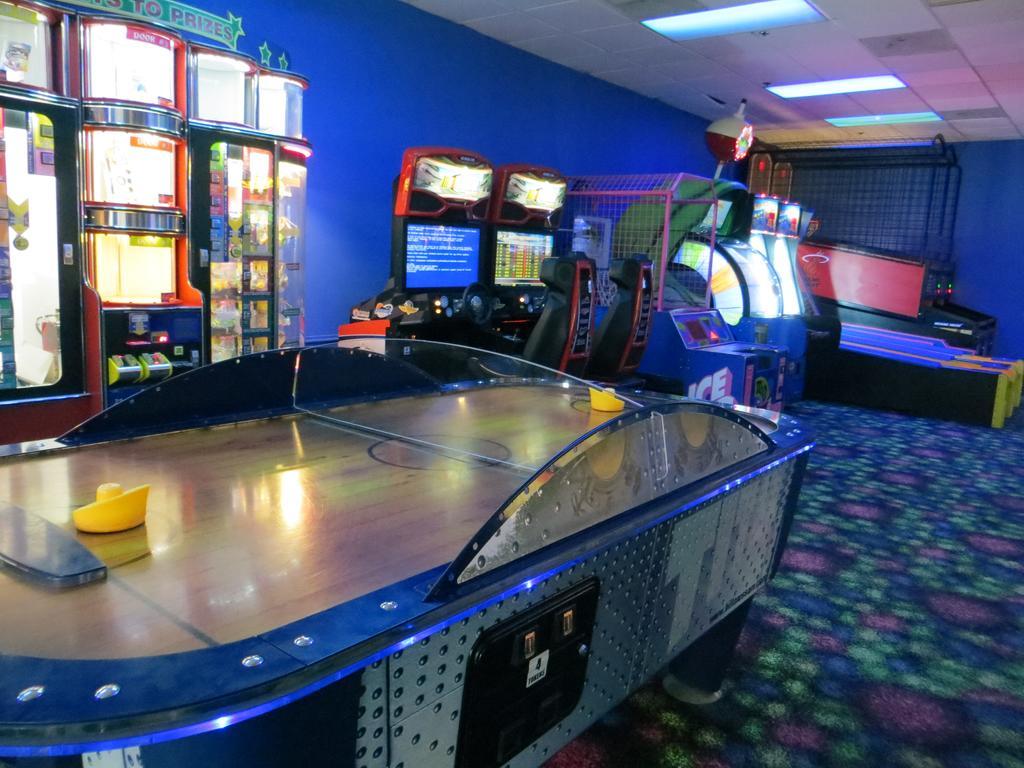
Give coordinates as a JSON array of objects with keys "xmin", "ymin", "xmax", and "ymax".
[
  {"xmin": 208, "ymin": 140, "xmax": 274, "ymax": 361},
  {"xmin": 258, "ymin": 74, "xmax": 303, "ymax": 138},
  {"xmin": 91, "ymin": 232, "xmax": 176, "ymax": 304},
  {"xmin": 276, "ymin": 159, "xmax": 305, "ymax": 349},
  {"xmin": 0, "ymin": 1, "xmax": 52, "ymax": 90},
  {"xmin": 86, "ymin": 129, "xmax": 179, "ymax": 208},
  {"xmin": 1, "ymin": 107, "xmax": 62, "ymax": 389},
  {"xmin": 85, "ymin": 22, "xmax": 176, "ymax": 108},
  {"xmin": 194, "ymin": 53, "xmax": 255, "ymax": 126}
]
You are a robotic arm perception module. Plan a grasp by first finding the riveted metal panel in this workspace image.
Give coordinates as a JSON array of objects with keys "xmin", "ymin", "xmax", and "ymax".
[
  {"xmin": 354, "ymin": 663, "xmax": 390, "ymax": 768},
  {"xmin": 364, "ymin": 458, "xmax": 800, "ymax": 768},
  {"xmin": 389, "ymin": 688, "xmax": 463, "ymax": 768}
]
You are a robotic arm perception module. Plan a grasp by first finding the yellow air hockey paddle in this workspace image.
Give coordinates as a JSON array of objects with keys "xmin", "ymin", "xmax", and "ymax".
[
  {"xmin": 589, "ymin": 386, "xmax": 625, "ymax": 413},
  {"xmin": 73, "ymin": 483, "xmax": 150, "ymax": 534}
]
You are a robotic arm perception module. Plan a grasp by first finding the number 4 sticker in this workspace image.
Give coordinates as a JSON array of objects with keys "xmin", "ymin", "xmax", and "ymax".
[{"xmin": 526, "ymin": 650, "xmax": 550, "ymax": 688}]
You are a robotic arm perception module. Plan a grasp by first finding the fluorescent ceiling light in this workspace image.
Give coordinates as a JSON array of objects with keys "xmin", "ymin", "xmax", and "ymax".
[
  {"xmin": 826, "ymin": 111, "xmax": 942, "ymax": 127},
  {"xmin": 642, "ymin": 0, "xmax": 824, "ymax": 41},
  {"xmin": 767, "ymin": 75, "xmax": 906, "ymax": 98}
]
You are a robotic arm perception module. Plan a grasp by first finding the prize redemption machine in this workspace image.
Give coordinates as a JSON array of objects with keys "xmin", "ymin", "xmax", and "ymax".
[
  {"xmin": 614, "ymin": 179, "xmax": 786, "ymax": 411},
  {"xmin": 662, "ymin": 184, "xmax": 828, "ymax": 404},
  {"xmin": 80, "ymin": 17, "xmax": 201, "ymax": 404},
  {"xmin": 0, "ymin": 2, "xmax": 96, "ymax": 443},
  {"xmin": 188, "ymin": 45, "xmax": 310, "ymax": 364}
]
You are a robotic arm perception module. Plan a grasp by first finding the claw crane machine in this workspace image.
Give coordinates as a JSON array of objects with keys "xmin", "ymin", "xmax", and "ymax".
[
  {"xmin": 0, "ymin": 1, "xmax": 94, "ymax": 444},
  {"xmin": 80, "ymin": 16, "xmax": 203, "ymax": 404},
  {"xmin": 187, "ymin": 45, "xmax": 309, "ymax": 362}
]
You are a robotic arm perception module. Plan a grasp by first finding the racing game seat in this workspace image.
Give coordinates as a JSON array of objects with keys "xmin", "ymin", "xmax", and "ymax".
[
  {"xmin": 522, "ymin": 255, "xmax": 596, "ymax": 377},
  {"xmin": 589, "ymin": 258, "xmax": 654, "ymax": 379}
]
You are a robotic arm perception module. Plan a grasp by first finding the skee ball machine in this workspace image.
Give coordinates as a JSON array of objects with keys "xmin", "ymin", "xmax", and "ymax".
[
  {"xmin": 187, "ymin": 45, "xmax": 310, "ymax": 363},
  {"xmin": 665, "ymin": 183, "xmax": 821, "ymax": 404},
  {"xmin": 80, "ymin": 17, "xmax": 201, "ymax": 404},
  {"xmin": 0, "ymin": 1, "xmax": 95, "ymax": 443}
]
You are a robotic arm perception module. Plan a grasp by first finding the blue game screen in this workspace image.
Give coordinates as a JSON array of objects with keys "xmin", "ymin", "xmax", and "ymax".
[{"xmin": 405, "ymin": 223, "xmax": 481, "ymax": 289}]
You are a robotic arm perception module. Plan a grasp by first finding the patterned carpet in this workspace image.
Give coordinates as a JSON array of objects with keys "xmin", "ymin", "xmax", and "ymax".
[{"xmin": 547, "ymin": 401, "xmax": 1024, "ymax": 768}]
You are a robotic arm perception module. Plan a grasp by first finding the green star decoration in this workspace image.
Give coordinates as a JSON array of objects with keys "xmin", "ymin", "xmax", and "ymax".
[
  {"xmin": 227, "ymin": 12, "xmax": 245, "ymax": 49},
  {"xmin": 258, "ymin": 41, "xmax": 273, "ymax": 66},
  {"xmin": 278, "ymin": 52, "xmax": 289, "ymax": 70}
]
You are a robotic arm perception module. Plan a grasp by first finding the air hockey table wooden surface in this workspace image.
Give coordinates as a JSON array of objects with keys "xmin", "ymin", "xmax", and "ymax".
[{"xmin": 0, "ymin": 339, "xmax": 814, "ymax": 767}]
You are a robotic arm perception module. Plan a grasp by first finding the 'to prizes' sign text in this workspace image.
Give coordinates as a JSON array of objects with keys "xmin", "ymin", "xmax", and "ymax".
[{"xmin": 64, "ymin": 0, "xmax": 244, "ymax": 50}]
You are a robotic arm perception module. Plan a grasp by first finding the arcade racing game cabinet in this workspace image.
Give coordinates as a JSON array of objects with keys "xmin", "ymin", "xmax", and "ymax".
[
  {"xmin": 350, "ymin": 147, "xmax": 494, "ymax": 339},
  {"xmin": 349, "ymin": 149, "xmax": 597, "ymax": 376}
]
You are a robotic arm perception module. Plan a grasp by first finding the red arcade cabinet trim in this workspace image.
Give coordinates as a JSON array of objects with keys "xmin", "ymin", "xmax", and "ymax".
[
  {"xmin": 561, "ymin": 259, "xmax": 595, "ymax": 374},
  {"xmin": 488, "ymin": 164, "xmax": 567, "ymax": 227},
  {"xmin": 394, "ymin": 147, "xmax": 492, "ymax": 219},
  {"xmin": 619, "ymin": 261, "xmax": 654, "ymax": 374},
  {"xmin": 796, "ymin": 242, "xmax": 925, "ymax": 318},
  {"xmin": 338, "ymin": 319, "xmax": 389, "ymax": 337}
]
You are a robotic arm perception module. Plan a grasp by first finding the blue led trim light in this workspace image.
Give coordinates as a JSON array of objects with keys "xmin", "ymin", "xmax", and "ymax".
[{"xmin": 0, "ymin": 442, "xmax": 813, "ymax": 757}]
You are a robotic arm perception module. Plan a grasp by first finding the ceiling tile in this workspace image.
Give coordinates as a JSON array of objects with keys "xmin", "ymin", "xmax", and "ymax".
[
  {"xmin": 618, "ymin": 40, "xmax": 702, "ymax": 66},
  {"xmin": 654, "ymin": 57, "xmax": 736, "ymax": 83},
  {"xmin": 782, "ymin": 38, "xmax": 884, "ymax": 79},
  {"xmin": 497, "ymin": 0, "xmax": 572, "ymax": 9},
  {"xmin": 576, "ymin": 23, "xmax": 667, "ymax": 51},
  {"xmin": 784, "ymin": 94, "xmax": 872, "ymax": 120},
  {"xmin": 464, "ymin": 12, "xmax": 560, "ymax": 42},
  {"xmin": 850, "ymin": 89, "xmax": 931, "ymax": 113},
  {"xmin": 988, "ymin": 79, "xmax": 1024, "ymax": 98},
  {"xmin": 860, "ymin": 28, "xmax": 956, "ymax": 59},
  {"xmin": 513, "ymin": 33, "xmax": 606, "ymax": 60},
  {"xmin": 603, "ymin": 0, "xmax": 704, "ymax": 21},
  {"xmin": 949, "ymin": 116, "xmax": 1022, "ymax": 139},
  {"xmin": 597, "ymin": 66, "xmax": 675, "ymax": 92},
  {"xmin": 556, "ymin": 49, "xmax": 621, "ymax": 72},
  {"xmin": 877, "ymin": 50, "xmax": 970, "ymax": 73},
  {"xmin": 925, "ymin": 93, "xmax": 1001, "ymax": 112},
  {"xmin": 814, "ymin": 0, "xmax": 942, "ymax": 37},
  {"xmin": 975, "ymin": 62, "xmax": 1024, "ymax": 82},
  {"xmin": 932, "ymin": 0, "xmax": 1024, "ymax": 28},
  {"xmin": 525, "ymin": 0, "xmax": 627, "ymax": 32},
  {"xmin": 949, "ymin": 19, "xmax": 1024, "ymax": 66},
  {"xmin": 717, "ymin": 52, "xmax": 817, "ymax": 86},
  {"xmin": 900, "ymin": 67, "xmax": 981, "ymax": 88},
  {"xmin": 404, "ymin": 0, "xmax": 508, "ymax": 23},
  {"xmin": 914, "ymin": 81, "xmax": 990, "ymax": 101},
  {"xmin": 673, "ymin": 36, "xmax": 748, "ymax": 59}
]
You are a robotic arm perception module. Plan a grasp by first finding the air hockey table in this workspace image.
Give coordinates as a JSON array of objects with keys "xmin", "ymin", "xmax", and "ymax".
[{"xmin": 0, "ymin": 339, "xmax": 813, "ymax": 767}]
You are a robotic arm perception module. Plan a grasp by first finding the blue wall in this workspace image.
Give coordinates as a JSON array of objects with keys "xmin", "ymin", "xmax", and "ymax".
[
  {"xmin": 203, "ymin": 0, "xmax": 717, "ymax": 340},
  {"xmin": 954, "ymin": 140, "xmax": 1024, "ymax": 358}
]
